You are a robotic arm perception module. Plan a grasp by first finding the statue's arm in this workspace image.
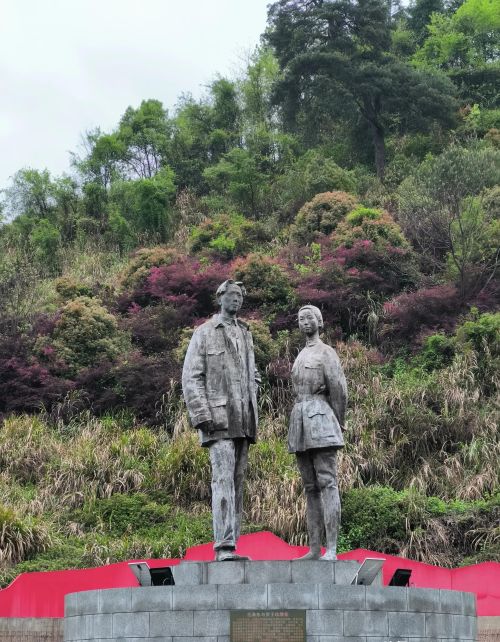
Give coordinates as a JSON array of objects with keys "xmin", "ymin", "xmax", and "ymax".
[
  {"xmin": 181, "ymin": 329, "xmax": 211, "ymax": 428},
  {"xmin": 324, "ymin": 348, "xmax": 348, "ymax": 429},
  {"xmin": 250, "ymin": 331, "xmax": 262, "ymax": 386}
]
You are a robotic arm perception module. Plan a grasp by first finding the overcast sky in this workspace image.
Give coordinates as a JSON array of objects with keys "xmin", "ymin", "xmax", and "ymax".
[{"xmin": 0, "ymin": 0, "xmax": 270, "ymax": 193}]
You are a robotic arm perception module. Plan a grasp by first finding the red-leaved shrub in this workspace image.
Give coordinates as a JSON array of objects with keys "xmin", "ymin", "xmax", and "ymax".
[{"xmin": 382, "ymin": 285, "xmax": 463, "ymax": 345}]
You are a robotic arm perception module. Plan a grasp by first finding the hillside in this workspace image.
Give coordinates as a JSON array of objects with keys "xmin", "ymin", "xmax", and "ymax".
[{"xmin": 0, "ymin": 0, "xmax": 499, "ymax": 583}]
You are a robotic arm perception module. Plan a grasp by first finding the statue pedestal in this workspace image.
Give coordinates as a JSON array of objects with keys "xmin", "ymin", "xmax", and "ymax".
[{"xmin": 64, "ymin": 560, "xmax": 476, "ymax": 642}]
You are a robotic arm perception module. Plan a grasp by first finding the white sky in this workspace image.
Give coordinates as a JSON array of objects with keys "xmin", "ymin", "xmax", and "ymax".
[{"xmin": 0, "ymin": 0, "xmax": 270, "ymax": 192}]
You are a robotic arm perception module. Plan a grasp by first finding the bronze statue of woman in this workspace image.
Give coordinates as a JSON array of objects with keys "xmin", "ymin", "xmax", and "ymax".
[{"xmin": 289, "ymin": 305, "xmax": 348, "ymax": 560}]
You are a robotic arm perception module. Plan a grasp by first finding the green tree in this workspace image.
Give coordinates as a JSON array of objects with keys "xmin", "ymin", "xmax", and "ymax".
[
  {"xmin": 29, "ymin": 219, "xmax": 61, "ymax": 274},
  {"xmin": 110, "ymin": 166, "xmax": 176, "ymax": 240},
  {"xmin": 4, "ymin": 169, "xmax": 54, "ymax": 221},
  {"xmin": 266, "ymin": 0, "xmax": 457, "ymax": 178},
  {"xmin": 408, "ymin": 0, "xmax": 445, "ymax": 45},
  {"xmin": 73, "ymin": 128, "xmax": 125, "ymax": 190},
  {"xmin": 203, "ymin": 148, "xmax": 267, "ymax": 217},
  {"xmin": 117, "ymin": 99, "xmax": 171, "ymax": 179},
  {"xmin": 397, "ymin": 142, "xmax": 500, "ymax": 296},
  {"xmin": 413, "ymin": 0, "xmax": 500, "ymax": 107}
]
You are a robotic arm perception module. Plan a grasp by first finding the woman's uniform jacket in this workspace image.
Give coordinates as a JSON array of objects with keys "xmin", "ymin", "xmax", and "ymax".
[{"xmin": 288, "ymin": 340, "xmax": 347, "ymax": 453}]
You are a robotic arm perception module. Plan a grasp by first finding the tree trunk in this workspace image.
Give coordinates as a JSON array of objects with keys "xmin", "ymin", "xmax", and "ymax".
[{"xmin": 370, "ymin": 121, "xmax": 386, "ymax": 181}]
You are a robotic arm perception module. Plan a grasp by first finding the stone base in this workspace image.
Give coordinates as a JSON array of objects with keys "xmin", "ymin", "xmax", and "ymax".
[{"xmin": 64, "ymin": 561, "xmax": 477, "ymax": 642}]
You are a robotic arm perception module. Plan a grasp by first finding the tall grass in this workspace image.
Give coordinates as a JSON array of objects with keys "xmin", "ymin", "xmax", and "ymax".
[{"xmin": 0, "ymin": 336, "xmax": 497, "ymax": 575}]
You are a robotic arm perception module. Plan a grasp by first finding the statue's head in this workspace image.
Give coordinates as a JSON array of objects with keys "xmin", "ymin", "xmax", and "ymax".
[
  {"xmin": 216, "ymin": 279, "xmax": 246, "ymax": 315},
  {"xmin": 298, "ymin": 304, "xmax": 323, "ymax": 335}
]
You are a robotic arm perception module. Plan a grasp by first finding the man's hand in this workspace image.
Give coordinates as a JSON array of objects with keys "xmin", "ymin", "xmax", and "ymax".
[{"xmin": 197, "ymin": 420, "xmax": 215, "ymax": 434}]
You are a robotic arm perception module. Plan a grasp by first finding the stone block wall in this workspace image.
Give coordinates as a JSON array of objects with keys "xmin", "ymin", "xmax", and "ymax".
[
  {"xmin": 64, "ymin": 584, "xmax": 477, "ymax": 642},
  {"xmin": 0, "ymin": 618, "xmax": 63, "ymax": 642}
]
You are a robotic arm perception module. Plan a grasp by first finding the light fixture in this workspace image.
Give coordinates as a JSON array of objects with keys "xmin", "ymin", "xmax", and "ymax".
[{"xmin": 128, "ymin": 562, "xmax": 175, "ymax": 586}]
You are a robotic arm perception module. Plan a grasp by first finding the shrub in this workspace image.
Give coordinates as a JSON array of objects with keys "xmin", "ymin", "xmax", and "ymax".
[
  {"xmin": 54, "ymin": 277, "xmax": 93, "ymax": 301},
  {"xmin": 333, "ymin": 208, "xmax": 409, "ymax": 249},
  {"xmin": 0, "ymin": 357, "xmax": 72, "ymax": 417},
  {"xmin": 291, "ymin": 191, "xmax": 358, "ymax": 245},
  {"xmin": 335, "ymin": 239, "xmax": 420, "ymax": 295},
  {"xmin": 231, "ymin": 254, "xmax": 296, "ymax": 313},
  {"xmin": 455, "ymin": 312, "xmax": 500, "ymax": 392},
  {"xmin": 189, "ymin": 212, "xmax": 269, "ymax": 260},
  {"xmin": 120, "ymin": 247, "xmax": 181, "ymax": 291},
  {"xmin": 456, "ymin": 312, "xmax": 500, "ymax": 355},
  {"xmin": 75, "ymin": 352, "xmax": 180, "ymax": 426},
  {"xmin": 145, "ymin": 258, "xmax": 224, "ymax": 320},
  {"xmin": 275, "ymin": 150, "xmax": 357, "ymax": 219},
  {"xmin": 246, "ymin": 318, "xmax": 279, "ymax": 375},
  {"xmin": 417, "ymin": 334, "xmax": 455, "ymax": 371},
  {"xmin": 122, "ymin": 304, "xmax": 184, "ymax": 354},
  {"xmin": 397, "ymin": 142, "xmax": 500, "ymax": 267},
  {"xmin": 341, "ymin": 486, "xmax": 407, "ymax": 551},
  {"xmin": 382, "ymin": 285, "xmax": 462, "ymax": 346},
  {"xmin": 50, "ymin": 297, "xmax": 130, "ymax": 375}
]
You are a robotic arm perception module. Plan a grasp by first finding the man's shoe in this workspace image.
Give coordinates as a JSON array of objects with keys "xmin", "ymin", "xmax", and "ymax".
[{"xmin": 215, "ymin": 548, "xmax": 251, "ymax": 561}]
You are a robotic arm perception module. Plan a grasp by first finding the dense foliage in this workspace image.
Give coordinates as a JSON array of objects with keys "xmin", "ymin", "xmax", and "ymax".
[{"xmin": 0, "ymin": 0, "xmax": 498, "ymax": 580}]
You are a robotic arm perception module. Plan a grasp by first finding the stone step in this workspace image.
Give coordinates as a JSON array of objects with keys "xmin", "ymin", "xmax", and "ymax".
[{"xmin": 172, "ymin": 560, "xmax": 373, "ymax": 586}]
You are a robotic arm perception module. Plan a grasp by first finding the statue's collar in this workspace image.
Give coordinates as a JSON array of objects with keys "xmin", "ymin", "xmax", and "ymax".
[{"xmin": 212, "ymin": 313, "xmax": 248, "ymax": 329}]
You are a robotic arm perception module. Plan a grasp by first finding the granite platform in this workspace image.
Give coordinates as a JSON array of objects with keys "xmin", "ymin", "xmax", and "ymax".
[{"xmin": 64, "ymin": 560, "xmax": 477, "ymax": 642}]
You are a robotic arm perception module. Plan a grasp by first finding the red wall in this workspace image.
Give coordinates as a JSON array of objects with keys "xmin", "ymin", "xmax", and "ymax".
[{"xmin": 0, "ymin": 532, "xmax": 497, "ymax": 618}]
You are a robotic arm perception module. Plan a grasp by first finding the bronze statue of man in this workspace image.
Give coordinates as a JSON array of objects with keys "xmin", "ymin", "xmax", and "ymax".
[
  {"xmin": 182, "ymin": 280, "xmax": 260, "ymax": 561},
  {"xmin": 289, "ymin": 305, "xmax": 347, "ymax": 560}
]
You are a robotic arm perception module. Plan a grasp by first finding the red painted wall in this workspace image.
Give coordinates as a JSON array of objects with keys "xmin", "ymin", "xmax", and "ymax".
[{"xmin": 0, "ymin": 532, "xmax": 497, "ymax": 618}]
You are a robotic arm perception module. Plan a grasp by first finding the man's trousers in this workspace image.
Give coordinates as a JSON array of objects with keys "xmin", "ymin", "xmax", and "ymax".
[{"xmin": 209, "ymin": 438, "xmax": 249, "ymax": 550}]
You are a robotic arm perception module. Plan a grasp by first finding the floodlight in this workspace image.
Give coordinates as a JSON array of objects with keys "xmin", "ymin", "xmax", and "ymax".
[
  {"xmin": 128, "ymin": 562, "xmax": 174, "ymax": 587},
  {"xmin": 351, "ymin": 558, "xmax": 385, "ymax": 585},
  {"xmin": 388, "ymin": 568, "xmax": 412, "ymax": 587}
]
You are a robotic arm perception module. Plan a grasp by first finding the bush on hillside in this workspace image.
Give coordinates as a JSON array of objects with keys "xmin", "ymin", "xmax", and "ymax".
[
  {"xmin": 54, "ymin": 277, "xmax": 93, "ymax": 301},
  {"xmin": 382, "ymin": 285, "xmax": 462, "ymax": 347},
  {"xmin": 332, "ymin": 207, "xmax": 409, "ymax": 249},
  {"xmin": 120, "ymin": 247, "xmax": 182, "ymax": 291},
  {"xmin": 144, "ymin": 258, "xmax": 223, "ymax": 319},
  {"xmin": 274, "ymin": 150, "xmax": 357, "ymax": 219},
  {"xmin": 122, "ymin": 304, "xmax": 185, "ymax": 354},
  {"xmin": 455, "ymin": 312, "xmax": 500, "ymax": 393},
  {"xmin": 291, "ymin": 191, "xmax": 358, "ymax": 245},
  {"xmin": 335, "ymin": 240, "xmax": 420, "ymax": 295},
  {"xmin": 189, "ymin": 212, "xmax": 270, "ymax": 260},
  {"xmin": 46, "ymin": 297, "xmax": 130, "ymax": 375},
  {"xmin": 232, "ymin": 254, "xmax": 296, "ymax": 313},
  {"xmin": 0, "ymin": 356, "xmax": 72, "ymax": 418},
  {"xmin": 246, "ymin": 318, "xmax": 279, "ymax": 375},
  {"xmin": 75, "ymin": 351, "xmax": 180, "ymax": 426}
]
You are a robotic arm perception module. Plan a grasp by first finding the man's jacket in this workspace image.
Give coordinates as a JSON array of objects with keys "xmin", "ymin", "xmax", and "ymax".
[{"xmin": 182, "ymin": 314, "xmax": 259, "ymax": 445}]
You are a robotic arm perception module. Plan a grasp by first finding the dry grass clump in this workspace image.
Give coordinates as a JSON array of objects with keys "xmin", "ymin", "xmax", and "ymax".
[
  {"xmin": 0, "ymin": 416, "xmax": 61, "ymax": 484},
  {"xmin": 40, "ymin": 417, "xmax": 157, "ymax": 509},
  {"xmin": 246, "ymin": 414, "xmax": 306, "ymax": 544},
  {"xmin": 0, "ymin": 504, "xmax": 51, "ymax": 564},
  {"xmin": 337, "ymin": 341, "xmax": 499, "ymax": 500},
  {"xmin": 154, "ymin": 424, "xmax": 211, "ymax": 505}
]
